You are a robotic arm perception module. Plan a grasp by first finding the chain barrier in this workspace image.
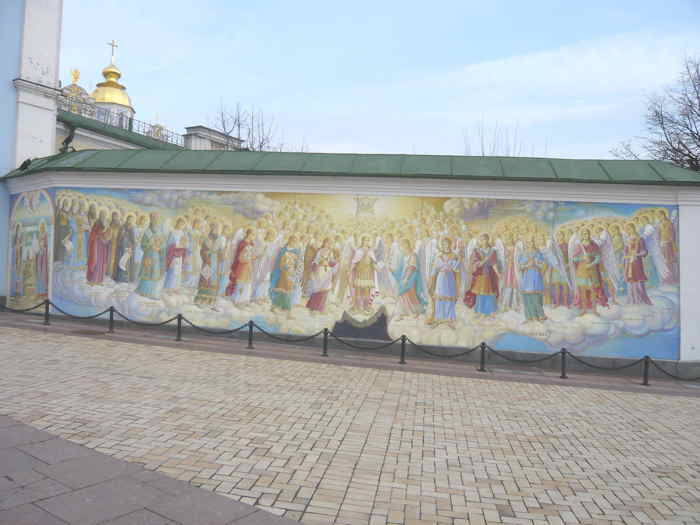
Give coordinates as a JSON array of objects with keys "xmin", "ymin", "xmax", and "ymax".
[
  {"xmin": 406, "ymin": 337, "xmax": 480, "ymax": 359},
  {"xmin": 329, "ymin": 332, "xmax": 401, "ymax": 351},
  {"xmin": 48, "ymin": 302, "xmax": 112, "ymax": 320},
  {"xmin": 181, "ymin": 316, "xmax": 248, "ymax": 336},
  {"xmin": 485, "ymin": 344, "xmax": 560, "ymax": 364},
  {"xmin": 113, "ymin": 309, "xmax": 178, "ymax": 327},
  {"xmin": 251, "ymin": 321, "xmax": 324, "ymax": 343},
  {"xmin": 0, "ymin": 301, "xmax": 46, "ymax": 314},
  {"xmin": 566, "ymin": 352, "xmax": 645, "ymax": 371},
  {"xmin": 649, "ymin": 359, "xmax": 700, "ymax": 382},
  {"xmin": 2, "ymin": 303, "xmax": 698, "ymax": 385}
]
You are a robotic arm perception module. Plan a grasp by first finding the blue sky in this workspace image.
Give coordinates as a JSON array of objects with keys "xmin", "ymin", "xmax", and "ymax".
[{"xmin": 60, "ymin": 0, "xmax": 700, "ymax": 158}]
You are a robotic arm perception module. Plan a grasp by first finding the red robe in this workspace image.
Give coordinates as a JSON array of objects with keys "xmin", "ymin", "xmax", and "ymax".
[
  {"xmin": 225, "ymin": 240, "xmax": 251, "ymax": 296},
  {"xmin": 572, "ymin": 241, "xmax": 608, "ymax": 310},
  {"xmin": 624, "ymin": 238, "xmax": 648, "ymax": 282},
  {"xmin": 463, "ymin": 248, "xmax": 499, "ymax": 308},
  {"xmin": 86, "ymin": 222, "xmax": 111, "ymax": 284}
]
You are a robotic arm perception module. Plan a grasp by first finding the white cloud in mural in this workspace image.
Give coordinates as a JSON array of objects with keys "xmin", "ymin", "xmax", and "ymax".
[
  {"xmin": 52, "ymin": 260, "xmax": 679, "ymax": 356},
  {"xmin": 129, "ymin": 190, "xmax": 279, "ymax": 219}
]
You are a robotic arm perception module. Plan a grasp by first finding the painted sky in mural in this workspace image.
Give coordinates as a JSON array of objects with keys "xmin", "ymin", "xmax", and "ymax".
[{"xmin": 10, "ymin": 187, "xmax": 680, "ymax": 359}]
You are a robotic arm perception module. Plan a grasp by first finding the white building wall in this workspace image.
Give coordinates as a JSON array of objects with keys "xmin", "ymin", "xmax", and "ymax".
[
  {"xmin": 678, "ymin": 200, "xmax": 700, "ymax": 361},
  {"xmin": 13, "ymin": 0, "xmax": 63, "ymax": 165},
  {"xmin": 0, "ymin": 0, "xmax": 26, "ymax": 297}
]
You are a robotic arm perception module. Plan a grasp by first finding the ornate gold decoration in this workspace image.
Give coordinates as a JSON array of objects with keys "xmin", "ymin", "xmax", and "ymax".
[{"xmin": 70, "ymin": 69, "xmax": 80, "ymax": 84}]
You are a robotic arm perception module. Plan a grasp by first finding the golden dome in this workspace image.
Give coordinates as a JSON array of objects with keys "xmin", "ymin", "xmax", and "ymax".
[{"xmin": 91, "ymin": 62, "xmax": 133, "ymax": 109}]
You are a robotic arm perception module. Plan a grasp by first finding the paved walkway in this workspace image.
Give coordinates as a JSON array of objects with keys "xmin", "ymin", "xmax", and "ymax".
[
  {"xmin": 0, "ymin": 324, "xmax": 699, "ymax": 524},
  {"xmin": 0, "ymin": 415, "xmax": 297, "ymax": 524}
]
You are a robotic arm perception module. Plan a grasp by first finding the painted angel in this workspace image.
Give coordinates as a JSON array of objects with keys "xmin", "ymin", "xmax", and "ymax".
[
  {"xmin": 641, "ymin": 222, "xmax": 672, "ymax": 286},
  {"xmin": 463, "ymin": 233, "xmax": 502, "ymax": 318},
  {"xmin": 593, "ymin": 227, "xmax": 623, "ymax": 305}
]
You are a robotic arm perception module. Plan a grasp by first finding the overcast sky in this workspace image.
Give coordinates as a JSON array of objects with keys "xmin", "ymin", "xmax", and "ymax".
[{"xmin": 60, "ymin": 0, "xmax": 700, "ymax": 158}]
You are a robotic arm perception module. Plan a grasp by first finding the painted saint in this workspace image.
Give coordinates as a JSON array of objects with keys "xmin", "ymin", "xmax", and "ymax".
[
  {"xmin": 135, "ymin": 213, "xmax": 167, "ymax": 299},
  {"xmin": 464, "ymin": 233, "xmax": 500, "ymax": 318}
]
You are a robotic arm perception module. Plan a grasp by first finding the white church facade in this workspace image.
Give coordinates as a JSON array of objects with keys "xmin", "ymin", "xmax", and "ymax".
[{"xmin": 2, "ymin": 0, "xmax": 700, "ymax": 363}]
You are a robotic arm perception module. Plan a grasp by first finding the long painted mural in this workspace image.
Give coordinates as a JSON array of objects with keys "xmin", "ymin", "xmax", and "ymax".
[{"xmin": 7, "ymin": 188, "xmax": 680, "ymax": 359}]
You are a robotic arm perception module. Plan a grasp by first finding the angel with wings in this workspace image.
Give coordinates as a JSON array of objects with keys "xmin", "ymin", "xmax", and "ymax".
[
  {"xmin": 569, "ymin": 228, "xmax": 608, "ymax": 316},
  {"xmin": 463, "ymin": 233, "xmax": 501, "ymax": 319},
  {"xmin": 637, "ymin": 216, "xmax": 672, "ymax": 287},
  {"xmin": 593, "ymin": 225, "xmax": 624, "ymax": 305},
  {"xmin": 498, "ymin": 231, "xmax": 521, "ymax": 312},
  {"xmin": 656, "ymin": 208, "xmax": 679, "ymax": 284},
  {"xmin": 374, "ymin": 232, "xmax": 399, "ymax": 298},
  {"xmin": 225, "ymin": 227, "xmax": 257, "ymax": 305},
  {"xmin": 252, "ymin": 229, "xmax": 284, "ymax": 304},
  {"xmin": 623, "ymin": 222, "xmax": 652, "ymax": 305},
  {"xmin": 428, "ymin": 237, "xmax": 460, "ymax": 327},
  {"xmin": 517, "ymin": 236, "xmax": 548, "ymax": 322},
  {"xmin": 548, "ymin": 230, "xmax": 572, "ymax": 308}
]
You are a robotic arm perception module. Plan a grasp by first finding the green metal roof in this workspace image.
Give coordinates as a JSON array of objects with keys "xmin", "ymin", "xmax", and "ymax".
[
  {"xmin": 57, "ymin": 110, "xmax": 183, "ymax": 151},
  {"xmin": 5, "ymin": 149, "xmax": 700, "ymax": 186}
]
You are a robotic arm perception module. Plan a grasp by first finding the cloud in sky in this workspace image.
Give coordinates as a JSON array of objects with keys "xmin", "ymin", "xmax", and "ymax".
[
  {"xmin": 296, "ymin": 32, "xmax": 700, "ymax": 157},
  {"xmin": 60, "ymin": 0, "xmax": 700, "ymax": 159}
]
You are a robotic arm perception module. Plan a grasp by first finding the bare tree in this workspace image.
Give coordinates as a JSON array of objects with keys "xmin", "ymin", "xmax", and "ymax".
[
  {"xmin": 463, "ymin": 119, "xmax": 548, "ymax": 157},
  {"xmin": 211, "ymin": 102, "xmax": 306, "ymax": 152},
  {"xmin": 612, "ymin": 57, "xmax": 700, "ymax": 171}
]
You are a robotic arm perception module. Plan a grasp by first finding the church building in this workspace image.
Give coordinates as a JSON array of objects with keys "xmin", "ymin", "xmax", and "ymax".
[{"xmin": 2, "ymin": 0, "xmax": 699, "ymax": 363}]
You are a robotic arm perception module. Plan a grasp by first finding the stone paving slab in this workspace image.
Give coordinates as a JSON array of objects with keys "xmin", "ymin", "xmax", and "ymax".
[
  {"xmin": 0, "ymin": 416, "xmax": 299, "ymax": 524},
  {"xmin": 0, "ymin": 325, "xmax": 699, "ymax": 524}
]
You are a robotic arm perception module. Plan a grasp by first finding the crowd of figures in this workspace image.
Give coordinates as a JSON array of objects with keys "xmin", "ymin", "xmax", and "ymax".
[{"xmin": 50, "ymin": 191, "xmax": 679, "ymax": 329}]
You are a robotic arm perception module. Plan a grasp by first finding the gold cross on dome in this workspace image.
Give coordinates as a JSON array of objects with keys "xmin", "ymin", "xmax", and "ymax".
[{"xmin": 107, "ymin": 39, "xmax": 118, "ymax": 62}]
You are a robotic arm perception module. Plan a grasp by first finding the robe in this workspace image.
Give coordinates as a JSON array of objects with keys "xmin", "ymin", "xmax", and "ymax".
[
  {"xmin": 464, "ymin": 248, "xmax": 499, "ymax": 315},
  {"xmin": 306, "ymin": 248, "xmax": 337, "ymax": 312},
  {"xmin": 395, "ymin": 253, "xmax": 426, "ymax": 317},
  {"xmin": 86, "ymin": 222, "xmax": 112, "ymax": 285},
  {"xmin": 134, "ymin": 227, "xmax": 167, "ymax": 299},
  {"xmin": 194, "ymin": 234, "xmax": 219, "ymax": 305},
  {"xmin": 571, "ymin": 240, "xmax": 608, "ymax": 311},
  {"xmin": 625, "ymin": 237, "xmax": 652, "ymax": 305},
  {"xmin": 550, "ymin": 242, "xmax": 571, "ymax": 307},
  {"xmin": 36, "ymin": 231, "xmax": 49, "ymax": 296},
  {"xmin": 114, "ymin": 224, "xmax": 137, "ymax": 283},
  {"xmin": 163, "ymin": 229, "xmax": 187, "ymax": 290},
  {"xmin": 54, "ymin": 210, "xmax": 69, "ymax": 263},
  {"xmin": 270, "ymin": 246, "xmax": 300, "ymax": 311},
  {"xmin": 350, "ymin": 248, "xmax": 376, "ymax": 311},
  {"xmin": 225, "ymin": 239, "xmax": 254, "ymax": 303},
  {"xmin": 518, "ymin": 250, "xmax": 546, "ymax": 321},
  {"xmin": 431, "ymin": 253, "xmax": 460, "ymax": 321}
]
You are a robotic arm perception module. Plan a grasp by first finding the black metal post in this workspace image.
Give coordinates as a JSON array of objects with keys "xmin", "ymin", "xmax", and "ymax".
[
  {"xmin": 400, "ymin": 335, "xmax": 406, "ymax": 365},
  {"xmin": 560, "ymin": 348, "xmax": 567, "ymax": 379},
  {"xmin": 478, "ymin": 342, "xmax": 487, "ymax": 372},
  {"xmin": 246, "ymin": 320, "xmax": 254, "ymax": 349},
  {"xmin": 322, "ymin": 328, "xmax": 329, "ymax": 357},
  {"xmin": 43, "ymin": 300, "xmax": 50, "ymax": 326},
  {"xmin": 108, "ymin": 306, "xmax": 114, "ymax": 333},
  {"xmin": 176, "ymin": 314, "xmax": 182, "ymax": 342},
  {"xmin": 642, "ymin": 355, "xmax": 650, "ymax": 386}
]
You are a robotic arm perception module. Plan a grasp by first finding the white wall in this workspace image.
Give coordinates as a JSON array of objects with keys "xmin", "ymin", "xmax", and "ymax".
[
  {"xmin": 0, "ymin": 0, "xmax": 26, "ymax": 297},
  {"xmin": 679, "ymin": 200, "xmax": 700, "ymax": 361}
]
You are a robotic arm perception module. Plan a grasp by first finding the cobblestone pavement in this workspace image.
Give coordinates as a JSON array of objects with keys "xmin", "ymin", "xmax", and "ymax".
[{"xmin": 0, "ymin": 326, "xmax": 698, "ymax": 525}]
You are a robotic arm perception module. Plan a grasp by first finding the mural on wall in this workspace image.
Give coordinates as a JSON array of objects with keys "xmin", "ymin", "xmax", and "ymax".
[
  {"xmin": 16, "ymin": 187, "xmax": 680, "ymax": 359},
  {"xmin": 7, "ymin": 190, "xmax": 53, "ymax": 309}
]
